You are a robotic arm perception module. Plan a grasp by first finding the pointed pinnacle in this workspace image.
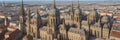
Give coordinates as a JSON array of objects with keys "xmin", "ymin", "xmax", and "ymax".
[
  {"xmin": 77, "ymin": 0, "xmax": 80, "ymax": 8},
  {"xmin": 36, "ymin": 8, "xmax": 39, "ymax": 14},
  {"xmin": 52, "ymin": 0, "xmax": 56, "ymax": 8}
]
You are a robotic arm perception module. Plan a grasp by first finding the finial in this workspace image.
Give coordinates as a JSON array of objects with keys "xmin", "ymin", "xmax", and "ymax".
[
  {"xmin": 77, "ymin": 0, "xmax": 80, "ymax": 8},
  {"xmin": 70, "ymin": 1, "xmax": 74, "ymax": 12},
  {"xmin": 20, "ymin": 0, "xmax": 25, "ymax": 16},
  {"xmin": 71, "ymin": 1, "xmax": 73, "ymax": 7},
  {"xmin": 52, "ymin": 0, "xmax": 56, "ymax": 8},
  {"xmin": 22, "ymin": 0, "xmax": 23, "ymax": 6}
]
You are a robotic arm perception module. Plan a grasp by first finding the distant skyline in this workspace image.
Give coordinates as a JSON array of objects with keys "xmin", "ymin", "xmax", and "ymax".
[{"xmin": 0, "ymin": 0, "xmax": 120, "ymax": 2}]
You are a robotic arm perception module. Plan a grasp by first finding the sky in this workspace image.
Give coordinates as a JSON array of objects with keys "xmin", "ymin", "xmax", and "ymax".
[{"xmin": 0, "ymin": 0, "xmax": 120, "ymax": 2}]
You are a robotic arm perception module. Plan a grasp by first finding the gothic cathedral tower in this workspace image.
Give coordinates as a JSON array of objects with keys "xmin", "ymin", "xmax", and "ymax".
[
  {"xmin": 69, "ymin": 1, "xmax": 74, "ymax": 26},
  {"xmin": 74, "ymin": 0, "xmax": 82, "ymax": 29},
  {"xmin": 33, "ymin": 8, "xmax": 41, "ymax": 39},
  {"xmin": 19, "ymin": 0, "xmax": 26, "ymax": 33},
  {"xmin": 48, "ymin": 0, "xmax": 60, "ymax": 38}
]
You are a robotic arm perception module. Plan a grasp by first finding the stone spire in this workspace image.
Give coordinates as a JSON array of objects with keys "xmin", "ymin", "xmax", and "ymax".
[
  {"xmin": 33, "ymin": 8, "xmax": 41, "ymax": 39},
  {"xmin": 52, "ymin": 0, "xmax": 56, "ymax": 9},
  {"xmin": 19, "ymin": 0, "xmax": 26, "ymax": 33},
  {"xmin": 26, "ymin": 8, "xmax": 30, "ymax": 35},
  {"xmin": 69, "ymin": 1, "xmax": 74, "ymax": 26},
  {"xmin": 70, "ymin": 1, "xmax": 74, "ymax": 18},
  {"xmin": 70, "ymin": 1, "xmax": 74, "ymax": 13},
  {"xmin": 77, "ymin": 0, "xmax": 80, "ymax": 8},
  {"xmin": 33, "ymin": 8, "xmax": 41, "ymax": 28},
  {"xmin": 20, "ymin": 0, "xmax": 25, "ymax": 16},
  {"xmin": 35, "ymin": 8, "xmax": 40, "ymax": 19}
]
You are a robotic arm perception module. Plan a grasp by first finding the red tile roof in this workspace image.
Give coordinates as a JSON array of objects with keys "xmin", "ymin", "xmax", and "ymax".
[{"xmin": 111, "ymin": 31, "xmax": 120, "ymax": 38}]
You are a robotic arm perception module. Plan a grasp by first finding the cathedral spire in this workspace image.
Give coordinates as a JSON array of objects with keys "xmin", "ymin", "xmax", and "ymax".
[
  {"xmin": 19, "ymin": 0, "xmax": 26, "ymax": 33},
  {"xmin": 35, "ymin": 8, "xmax": 41, "ymax": 19},
  {"xmin": 77, "ymin": 0, "xmax": 80, "ymax": 8},
  {"xmin": 20, "ymin": 0, "xmax": 25, "ymax": 16},
  {"xmin": 27, "ymin": 8, "xmax": 30, "ymax": 19},
  {"xmin": 71, "ymin": 1, "xmax": 73, "ymax": 11},
  {"xmin": 34, "ymin": 8, "xmax": 41, "ymax": 27},
  {"xmin": 36, "ymin": 8, "xmax": 39, "ymax": 15},
  {"xmin": 52, "ymin": 0, "xmax": 56, "ymax": 9}
]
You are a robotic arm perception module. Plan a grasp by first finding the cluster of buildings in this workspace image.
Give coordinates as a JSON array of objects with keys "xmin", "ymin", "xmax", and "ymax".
[{"xmin": 0, "ymin": 0, "xmax": 120, "ymax": 40}]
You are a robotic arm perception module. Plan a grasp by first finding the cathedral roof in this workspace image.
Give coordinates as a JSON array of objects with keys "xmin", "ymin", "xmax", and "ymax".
[
  {"xmin": 95, "ymin": 38, "xmax": 105, "ymax": 40},
  {"xmin": 40, "ymin": 26, "xmax": 49, "ymax": 31},
  {"xmin": 111, "ymin": 31, "xmax": 120, "ymax": 38},
  {"xmin": 69, "ymin": 28, "xmax": 85, "ymax": 35}
]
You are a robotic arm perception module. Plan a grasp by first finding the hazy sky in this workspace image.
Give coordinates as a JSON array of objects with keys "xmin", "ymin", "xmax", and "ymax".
[{"xmin": 0, "ymin": 0, "xmax": 120, "ymax": 2}]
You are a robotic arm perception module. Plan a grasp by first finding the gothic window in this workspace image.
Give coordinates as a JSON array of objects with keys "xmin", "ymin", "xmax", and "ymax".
[
  {"xmin": 81, "ymin": 37, "xmax": 83, "ymax": 40},
  {"xmin": 97, "ymin": 31, "xmax": 99, "ymax": 37},
  {"xmin": 95, "ymin": 31, "xmax": 96, "ymax": 37},
  {"xmin": 77, "ymin": 17, "xmax": 79, "ymax": 22}
]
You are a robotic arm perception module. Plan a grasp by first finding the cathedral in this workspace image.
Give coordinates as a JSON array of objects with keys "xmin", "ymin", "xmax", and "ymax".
[{"xmin": 18, "ymin": 0, "xmax": 113, "ymax": 40}]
